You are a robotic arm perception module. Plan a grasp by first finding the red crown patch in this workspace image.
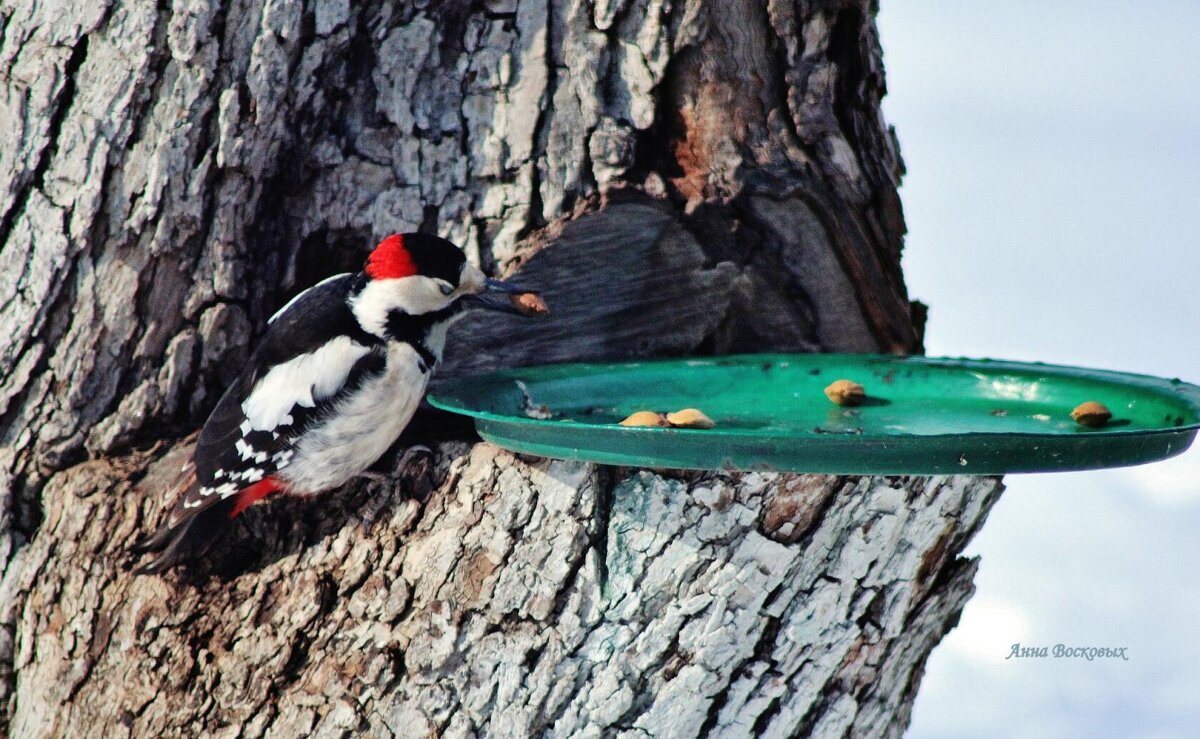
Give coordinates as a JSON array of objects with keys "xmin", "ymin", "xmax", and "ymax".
[{"xmin": 365, "ymin": 234, "xmax": 418, "ymax": 280}]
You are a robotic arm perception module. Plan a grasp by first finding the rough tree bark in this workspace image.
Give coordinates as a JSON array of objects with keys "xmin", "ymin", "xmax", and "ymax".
[{"xmin": 0, "ymin": 1, "xmax": 1003, "ymax": 737}]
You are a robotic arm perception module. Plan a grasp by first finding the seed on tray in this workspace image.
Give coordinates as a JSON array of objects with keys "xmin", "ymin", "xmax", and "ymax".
[
  {"xmin": 1071, "ymin": 401, "xmax": 1112, "ymax": 428},
  {"xmin": 666, "ymin": 408, "xmax": 716, "ymax": 429},
  {"xmin": 619, "ymin": 411, "xmax": 669, "ymax": 427},
  {"xmin": 824, "ymin": 379, "xmax": 866, "ymax": 406}
]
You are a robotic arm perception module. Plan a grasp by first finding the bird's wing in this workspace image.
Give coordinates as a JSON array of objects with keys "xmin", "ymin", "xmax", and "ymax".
[
  {"xmin": 188, "ymin": 335, "xmax": 386, "ymax": 507},
  {"xmin": 191, "ymin": 273, "xmax": 384, "ymax": 510},
  {"xmin": 136, "ymin": 275, "xmax": 386, "ymax": 570},
  {"xmin": 267, "ymin": 272, "xmax": 354, "ymax": 324}
]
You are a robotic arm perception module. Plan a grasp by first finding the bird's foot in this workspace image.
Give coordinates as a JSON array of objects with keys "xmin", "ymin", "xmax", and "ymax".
[
  {"xmin": 395, "ymin": 445, "xmax": 436, "ymax": 501},
  {"xmin": 358, "ymin": 445, "xmax": 433, "ymax": 487},
  {"xmin": 356, "ymin": 445, "xmax": 437, "ymax": 531},
  {"xmin": 395, "ymin": 444, "xmax": 433, "ymax": 473}
]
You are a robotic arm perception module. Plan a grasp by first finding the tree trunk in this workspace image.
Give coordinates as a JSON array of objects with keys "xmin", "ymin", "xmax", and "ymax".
[{"xmin": 0, "ymin": 1, "xmax": 1003, "ymax": 737}]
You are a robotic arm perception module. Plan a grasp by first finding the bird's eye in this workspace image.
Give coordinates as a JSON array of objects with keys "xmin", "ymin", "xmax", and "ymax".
[{"xmin": 438, "ymin": 281, "xmax": 454, "ymax": 296}]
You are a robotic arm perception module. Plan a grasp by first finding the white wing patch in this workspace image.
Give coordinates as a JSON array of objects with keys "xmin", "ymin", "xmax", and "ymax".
[
  {"xmin": 269, "ymin": 273, "xmax": 351, "ymax": 324},
  {"xmin": 279, "ymin": 342, "xmax": 428, "ymax": 494},
  {"xmin": 241, "ymin": 336, "xmax": 373, "ymax": 431},
  {"xmin": 194, "ymin": 481, "xmax": 239, "ymax": 503}
]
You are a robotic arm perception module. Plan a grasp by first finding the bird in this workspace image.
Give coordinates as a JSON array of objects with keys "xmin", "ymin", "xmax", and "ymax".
[{"xmin": 134, "ymin": 233, "xmax": 538, "ymax": 573}]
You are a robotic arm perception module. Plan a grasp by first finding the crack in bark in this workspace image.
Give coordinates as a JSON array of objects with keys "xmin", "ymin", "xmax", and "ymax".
[{"xmin": 0, "ymin": 35, "xmax": 89, "ymax": 248}]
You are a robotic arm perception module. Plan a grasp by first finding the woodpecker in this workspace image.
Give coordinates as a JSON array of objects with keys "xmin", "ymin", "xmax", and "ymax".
[{"xmin": 134, "ymin": 233, "xmax": 536, "ymax": 573}]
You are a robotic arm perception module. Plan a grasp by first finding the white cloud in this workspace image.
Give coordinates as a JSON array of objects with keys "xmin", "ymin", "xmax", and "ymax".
[
  {"xmin": 1116, "ymin": 451, "xmax": 1200, "ymax": 506},
  {"xmin": 942, "ymin": 595, "xmax": 1032, "ymax": 663}
]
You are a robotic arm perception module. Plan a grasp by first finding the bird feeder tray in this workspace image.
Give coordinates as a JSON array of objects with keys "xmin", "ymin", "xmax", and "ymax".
[{"xmin": 428, "ymin": 355, "xmax": 1200, "ymax": 474}]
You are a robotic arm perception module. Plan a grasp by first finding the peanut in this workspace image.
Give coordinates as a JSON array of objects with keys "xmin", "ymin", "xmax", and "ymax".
[{"xmin": 825, "ymin": 379, "xmax": 866, "ymax": 406}]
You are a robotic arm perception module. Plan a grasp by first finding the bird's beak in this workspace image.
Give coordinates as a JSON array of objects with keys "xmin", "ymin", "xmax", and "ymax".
[
  {"xmin": 464, "ymin": 278, "xmax": 541, "ymax": 315},
  {"xmin": 484, "ymin": 277, "xmax": 532, "ymax": 295}
]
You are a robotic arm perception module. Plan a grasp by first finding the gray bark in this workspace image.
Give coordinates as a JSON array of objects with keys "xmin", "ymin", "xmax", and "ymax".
[{"xmin": 0, "ymin": 0, "xmax": 1002, "ymax": 736}]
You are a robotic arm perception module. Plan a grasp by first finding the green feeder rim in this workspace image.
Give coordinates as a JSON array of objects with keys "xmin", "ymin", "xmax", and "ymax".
[{"xmin": 428, "ymin": 354, "xmax": 1200, "ymax": 475}]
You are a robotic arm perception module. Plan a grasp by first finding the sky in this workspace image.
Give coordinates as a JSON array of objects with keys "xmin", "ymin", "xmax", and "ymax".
[{"xmin": 874, "ymin": 2, "xmax": 1200, "ymax": 737}]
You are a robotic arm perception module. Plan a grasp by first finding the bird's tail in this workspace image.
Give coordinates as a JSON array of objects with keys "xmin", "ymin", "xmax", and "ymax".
[
  {"xmin": 131, "ymin": 499, "xmax": 238, "ymax": 575},
  {"xmin": 132, "ymin": 471, "xmax": 282, "ymax": 574}
]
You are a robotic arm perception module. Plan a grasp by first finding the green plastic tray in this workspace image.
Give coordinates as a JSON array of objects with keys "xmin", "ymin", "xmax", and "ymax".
[{"xmin": 428, "ymin": 355, "xmax": 1200, "ymax": 474}]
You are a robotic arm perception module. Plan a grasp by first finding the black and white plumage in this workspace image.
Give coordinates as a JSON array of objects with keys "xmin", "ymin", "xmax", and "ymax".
[{"xmin": 135, "ymin": 233, "xmax": 535, "ymax": 572}]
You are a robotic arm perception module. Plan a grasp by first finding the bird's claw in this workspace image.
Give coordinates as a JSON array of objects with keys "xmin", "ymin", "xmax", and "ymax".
[{"xmin": 395, "ymin": 445, "xmax": 436, "ymax": 500}]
